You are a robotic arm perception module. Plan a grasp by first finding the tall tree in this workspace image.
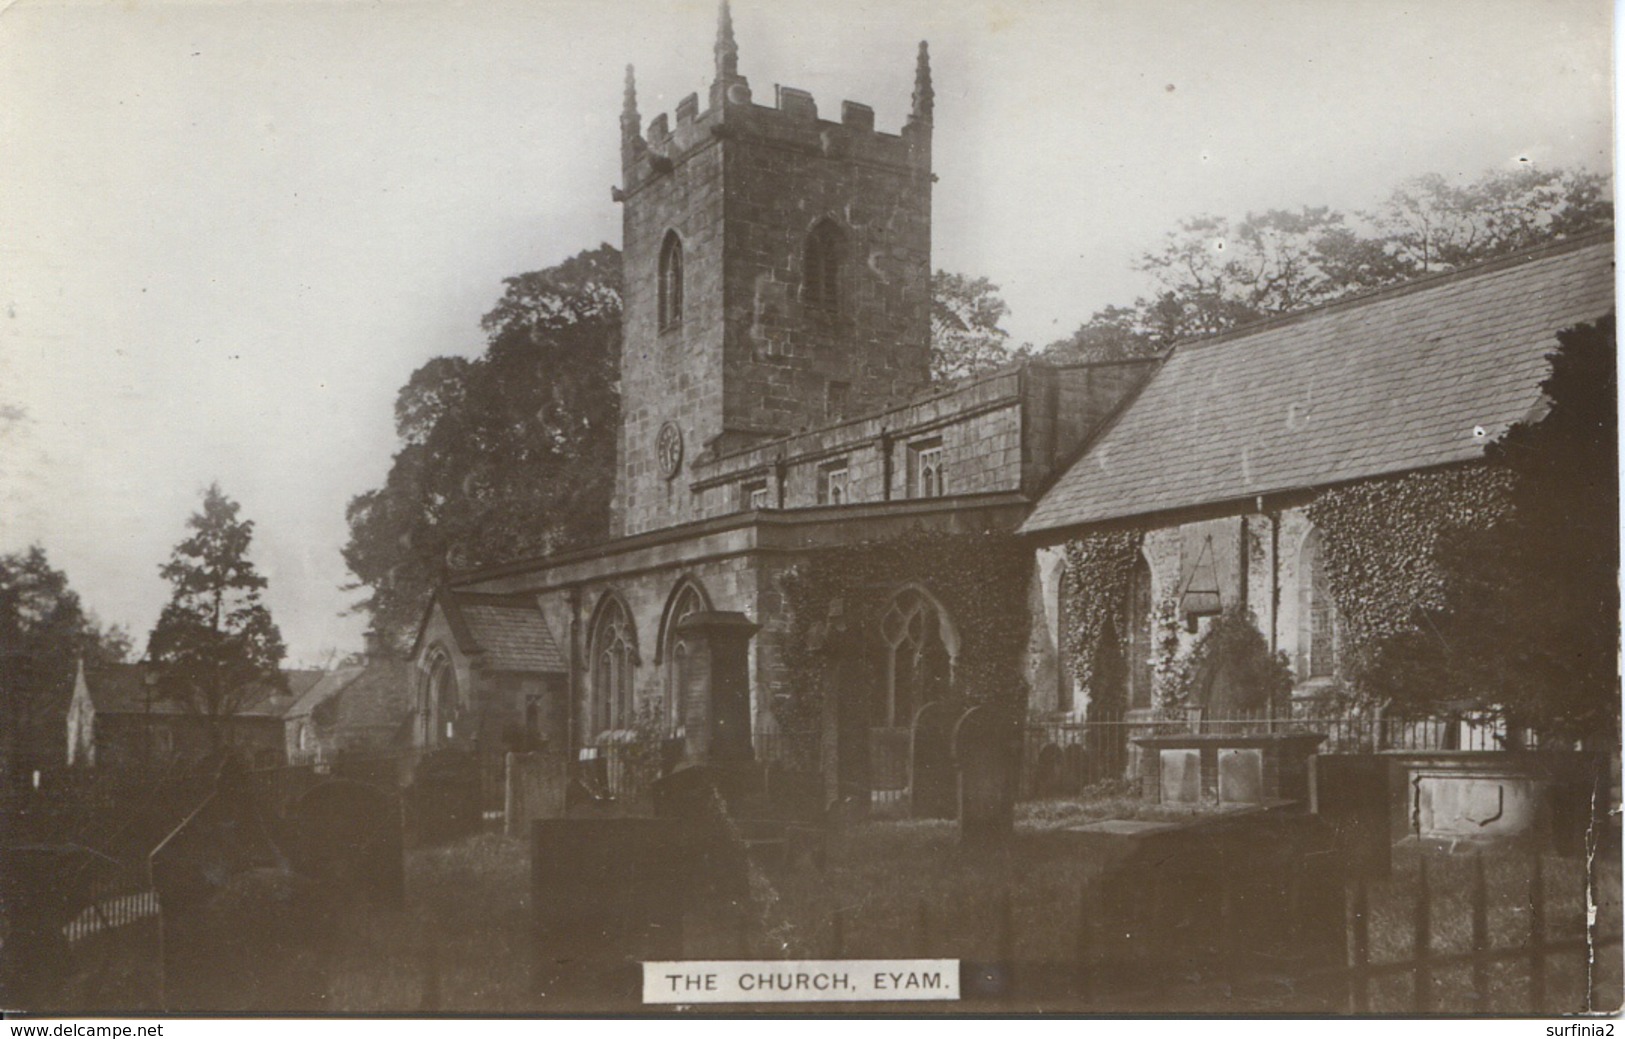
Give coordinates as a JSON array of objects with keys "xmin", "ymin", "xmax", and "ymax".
[
  {"xmin": 1045, "ymin": 164, "xmax": 1611, "ymax": 362},
  {"xmin": 147, "ymin": 484, "xmax": 286, "ymax": 751},
  {"xmin": 344, "ymin": 245, "xmax": 622, "ymax": 646},
  {"xmin": 931, "ymin": 270, "xmax": 1019, "ymax": 382},
  {"xmin": 0, "ymin": 546, "xmax": 129, "ymax": 774}
]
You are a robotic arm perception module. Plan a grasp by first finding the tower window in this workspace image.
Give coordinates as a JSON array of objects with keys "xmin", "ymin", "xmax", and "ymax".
[
  {"xmin": 826, "ymin": 380, "xmax": 850, "ymax": 421},
  {"xmin": 659, "ymin": 231, "xmax": 684, "ymax": 330},
  {"xmin": 804, "ymin": 220, "xmax": 844, "ymax": 313}
]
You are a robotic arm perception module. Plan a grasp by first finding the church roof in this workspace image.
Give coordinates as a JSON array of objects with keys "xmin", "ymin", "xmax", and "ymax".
[
  {"xmin": 420, "ymin": 590, "xmax": 567, "ymax": 673},
  {"xmin": 1022, "ymin": 234, "xmax": 1615, "ymax": 534}
]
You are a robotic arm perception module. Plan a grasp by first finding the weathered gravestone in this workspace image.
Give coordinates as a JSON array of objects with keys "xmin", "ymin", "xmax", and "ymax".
[
  {"xmin": 505, "ymin": 747, "xmax": 569, "ymax": 837},
  {"xmin": 910, "ymin": 701, "xmax": 958, "ymax": 819},
  {"xmin": 953, "ymin": 705, "xmax": 1020, "ymax": 847},
  {"xmin": 409, "ymin": 749, "xmax": 482, "ymax": 846},
  {"xmin": 149, "ymin": 762, "xmax": 330, "ymax": 1012},
  {"xmin": 291, "ymin": 779, "xmax": 404, "ymax": 908}
]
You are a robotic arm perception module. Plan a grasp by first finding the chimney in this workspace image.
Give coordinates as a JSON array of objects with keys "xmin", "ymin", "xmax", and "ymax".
[{"xmin": 364, "ymin": 630, "xmax": 390, "ymax": 662}]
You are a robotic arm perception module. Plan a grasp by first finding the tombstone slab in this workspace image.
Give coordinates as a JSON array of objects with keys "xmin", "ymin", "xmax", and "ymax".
[{"xmin": 952, "ymin": 705, "xmax": 1020, "ymax": 847}]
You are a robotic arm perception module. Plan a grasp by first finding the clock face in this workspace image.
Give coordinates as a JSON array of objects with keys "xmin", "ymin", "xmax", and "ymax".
[{"xmin": 656, "ymin": 421, "xmax": 683, "ymax": 479}]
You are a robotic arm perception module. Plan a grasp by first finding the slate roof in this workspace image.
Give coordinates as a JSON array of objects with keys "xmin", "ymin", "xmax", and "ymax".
[
  {"xmin": 285, "ymin": 659, "xmax": 412, "ymax": 732},
  {"xmin": 419, "ymin": 590, "xmax": 567, "ymax": 673},
  {"xmin": 1022, "ymin": 235, "xmax": 1615, "ymax": 533},
  {"xmin": 84, "ymin": 663, "xmax": 317, "ymax": 718}
]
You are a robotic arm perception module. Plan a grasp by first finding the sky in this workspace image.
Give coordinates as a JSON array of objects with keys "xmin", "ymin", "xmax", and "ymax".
[{"xmin": 0, "ymin": 0, "xmax": 1613, "ymax": 667}]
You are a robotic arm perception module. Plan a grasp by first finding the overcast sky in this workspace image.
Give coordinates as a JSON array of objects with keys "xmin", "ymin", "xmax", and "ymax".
[{"xmin": 1, "ymin": 0, "xmax": 1612, "ymax": 666}]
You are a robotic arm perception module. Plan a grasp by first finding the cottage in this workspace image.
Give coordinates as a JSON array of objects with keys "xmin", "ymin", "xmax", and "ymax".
[{"xmin": 283, "ymin": 633, "xmax": 413, "ymax": 765}]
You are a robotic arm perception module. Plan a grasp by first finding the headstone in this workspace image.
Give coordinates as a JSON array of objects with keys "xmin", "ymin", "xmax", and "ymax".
[
  {"xmin": 410, "ymin": 749, "xmax": 481, "ymax": 846},
  {"xmin": 1217, "ymin": 747, "xmax": 1264, "ymax": 805},
  {"xmin": 952, "ymin": 705, "xmax": 1019, "ymax": 847},
  {"xmin": 675, "ymin": 612, "xmax": 759, "ymax": 764},
  {"xmin": 910, "ymin": 701, "xmax": 956, "ymax": 817},
  {"xmin": 810, "ymin": 601, "xmax": 869, "ymax": 820},
  {"xmin": 506, "ymin": 747, "xmax": 569, "ymax": 837},
  {"xmin": 1160, "ymin": 749, "xmax": 1201, "ymax": 804},
  {"xmin": 291, "ymin": 779, "xmax": 404, "ymax": 907}
]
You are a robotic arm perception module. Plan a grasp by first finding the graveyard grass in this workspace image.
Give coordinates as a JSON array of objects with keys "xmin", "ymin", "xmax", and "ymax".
[{"xmin": 310, "ymin": 799, "xmax": 1618, "ymax": 1014}]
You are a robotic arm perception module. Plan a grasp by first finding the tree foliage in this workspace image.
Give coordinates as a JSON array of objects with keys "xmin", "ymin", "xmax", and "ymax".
[
  {"xmin": 0, "ymin": 546, "xmax": 130, "ymax": 772},
  {"xmin": 147, "ymin": 484, "xmax": 286, "ymax": 748},
  {"xmin": 931, "ymin": 270, "xmax": 1020, "ymax": 382},
  {"xmin": 1046, "ymin": 165, "xmax": 1612, "ymax": 362},
  {"xmin": 1352, "ymin": 317, "xmax": 1617, "ymax": 741},
  {"xmin": 343, "ymin": 245, "xmax": 622, "ymax": 646}
]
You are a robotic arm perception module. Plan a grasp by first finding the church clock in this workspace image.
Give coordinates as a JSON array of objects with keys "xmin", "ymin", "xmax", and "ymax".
[{"xmin": 656, "ymin": 421, "xmax": 683, "ymax": 479}]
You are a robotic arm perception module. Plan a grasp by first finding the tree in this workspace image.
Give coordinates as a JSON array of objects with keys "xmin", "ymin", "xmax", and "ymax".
[
  {"xmin": 0, "ymin": 546, "xmax": 129, "ymax": 774},
  {"xmin": 344, "ymin": 245, "xmax": 623, "ymax": 646},
  {"xmin": 931, "ymin": 270, "xmax": 1020, "ymax": 382},
  {"xmin": 1043, "ymin": 164, "xmax": 1612, "ymax": 361},
  {"xmin": 147, "ymin": 484, "xmax": 286, "ymax": 751},
  {"xmin": 1363, "ymin": 316, "xmax": 1617, "ymax": 742}
]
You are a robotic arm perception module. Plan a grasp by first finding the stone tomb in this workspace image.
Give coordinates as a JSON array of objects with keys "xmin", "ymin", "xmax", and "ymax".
[{"xmin": 1135, "ymin": 732, "xmax": 1325, "ymax": 806}]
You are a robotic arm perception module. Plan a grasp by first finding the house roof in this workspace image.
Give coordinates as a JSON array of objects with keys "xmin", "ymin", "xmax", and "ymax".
[
  {"xmin": 1022, "ymin": 235, "xmax": 1615, "ymax": 533},
  {"xmin": 412, "ymin": 589, "xmax": 567, "ymax": 673},
  {"xmin": 83, "ymin": 663, "xmax": 316, "ymax": 718},
  {"xmin": 285, "ymin": 659, "xmax": 413, "ymax": 733}
]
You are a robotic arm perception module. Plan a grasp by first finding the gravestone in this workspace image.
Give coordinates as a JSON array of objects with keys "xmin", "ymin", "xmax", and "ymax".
[
  {"xmin": 506, "ymin": 747, "xmax": 569, "ymax": 837},
  {"xmin": 410, "ymin": 749, "xmax": 481, "ymax": 846},
  {"xmin": 1160, "ymin": 749, "xmax": 1201, "ymax": 804},
  {"xmin": 910, "ymin": 701, "xmax": 957, "ymax": 819},
  {"xmin": 809, "ymin": 600, "xmax": 869, "ymax": 820},
  {"xmin": 1217, "ymin": 747, "xmax": 1264, "ymax": 805},
  {"xmin": 952, "ymin": 705, "xmax": 1020, "ymax": 847},
  {"xmin": 291, "ymin": 779, "xmax": 404, "ymax": 908},
  {"xmin": 675, "ymin": 612, "xmax": 759, "ymax": 764}
]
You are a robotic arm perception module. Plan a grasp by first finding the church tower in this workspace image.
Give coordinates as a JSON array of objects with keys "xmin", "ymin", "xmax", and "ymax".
[{"xmin": 612, "ymin": 3, "xmax": 934, "ymax": 536}]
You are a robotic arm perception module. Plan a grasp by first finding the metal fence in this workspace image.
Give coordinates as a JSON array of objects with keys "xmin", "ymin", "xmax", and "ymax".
[{"xmin": 1021, "ymin": 708, "xmax": 1536, "ymax": 799}]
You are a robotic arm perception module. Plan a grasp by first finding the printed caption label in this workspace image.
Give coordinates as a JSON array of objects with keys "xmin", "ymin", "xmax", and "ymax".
[{"xmin": 643, "ymin": 959, "xmax": 960, "ymax": 1003}]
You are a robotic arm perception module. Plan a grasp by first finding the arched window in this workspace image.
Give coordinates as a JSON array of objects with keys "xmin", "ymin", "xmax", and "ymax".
[
  {"xmin": 423, "ymin": 650, "xmax": 459, "ymax": 744},
  {"xmin": 658, "ymin": 231, "xmax": 684, "ymax": 330},
  {"xmin": 1056, "ymin": 566, "xmax": 1076, "ymax": 713},
  {"xmin": 803, "ymin": 220, "xmax": 844, "ymax": 313},
  {"xmin": 661, "ymin": 580, "xmax": 708, "ymax": 735},
  {"xmin": 1123, "ymin": 557, "xmax": 1154, "ymax": 710},
  {"xmin": 590, "ymin": 595, "xmax": 637, "ymax": 735},
  {"xmin": 877, "ymin": 587, "xmax": 955, "ymax": 728},
  {"xmin": 1298, "ymin": 529, "xmax": 1339, "ymax": 680}
]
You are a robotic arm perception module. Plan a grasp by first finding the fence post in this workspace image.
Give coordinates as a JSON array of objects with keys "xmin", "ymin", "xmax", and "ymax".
[
  {"xmin": 1346, "ymin": 876, "xmax": 1370, "ymax": 1014},
  {"xmin": 1471, "ymin": 854, "xmax": 1489, "ymax": 1013},
  {"xmin": 1529, "ymin": 853, "xmax": 1546, "ymax": 1013},
  {"xmin": 1413, "ymin": 857, "xmax": 1432, "ymax": 1013}
]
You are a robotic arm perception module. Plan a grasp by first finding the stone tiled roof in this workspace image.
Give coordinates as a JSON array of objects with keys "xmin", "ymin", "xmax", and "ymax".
[
  {"xmin": 85, "ymin": 663, "xmax": 316, "ymax": 718},
  {"xmin": 1022, "ymin": 235, "xmax": 1615, "ymax": 533},
  {"xmin": 457, "ymin": 596, "xmax": 567, "ymax": 672},
  {"xmin": 285, "ymin": 666, "xmax": 366, "ymax": 720}
]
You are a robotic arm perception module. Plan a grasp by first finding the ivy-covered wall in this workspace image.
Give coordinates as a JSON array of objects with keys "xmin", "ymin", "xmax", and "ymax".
[
  {"xmin": 778, "ymin": 529, "xmax": 1033, "ymax": 734},
  {"xmin": 1036, "ymin": 460, "xmax": 1513, "ymax": 718}
]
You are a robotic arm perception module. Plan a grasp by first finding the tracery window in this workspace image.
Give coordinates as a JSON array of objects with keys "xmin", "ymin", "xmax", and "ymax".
[
  {"xmin": 818, "ymin": 461, "xmax": 850, "ymax": 505},
  {"xmin": 658, "ymin": 231, "xmax": 684, "ymax": 330},
  {"xmin": 590, "ymin": 596, "xmax": 637, "ymax": 734},
  {"xmin": 424, "ymin": 650, "xmax": 459, "ymax": 743},
  {"xmin": 662, "ymin": 582, "xmax": 706, "ymax": 734},
  {"xmin": 1123, "ymin": 557, "xmax": 1154, "ymax": 710},
  {"xmin": 1297, "ymin": 528, "xmax": 1339, "ymax": 680},
  {"xmin": 911, "ymin": 440, "xmax": 945, "ymax": 498},
  {"xmin": 877, "ymin": 587, "xmax": 953, "ymax": 728}
]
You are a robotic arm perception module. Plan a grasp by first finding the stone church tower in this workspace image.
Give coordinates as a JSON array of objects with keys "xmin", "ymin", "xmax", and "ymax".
[{"xmin": 612, "ymin": 3, "xmax": 936, "ymax": 536}]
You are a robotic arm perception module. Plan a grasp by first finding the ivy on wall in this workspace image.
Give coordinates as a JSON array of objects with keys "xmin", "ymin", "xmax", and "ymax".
[
  {"xmin": 778, "ymin": 529, "xmax": 1032, "ymax": 736},
  {"xmin": 1305, "ymin": 464, "xmax": 1512, "ymax": 697},
  {"xmin": 1056, "ymin": 530, "xmax": 1143, "ymax": 713}
]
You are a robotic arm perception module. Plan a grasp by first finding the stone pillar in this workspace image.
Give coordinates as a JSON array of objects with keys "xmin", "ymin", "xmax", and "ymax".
[{"xmin": 675, "ymin": 611, "xmax": 758, "ymax": 764}]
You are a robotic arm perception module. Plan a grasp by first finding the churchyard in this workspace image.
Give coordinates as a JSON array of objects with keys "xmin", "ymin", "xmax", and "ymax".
[{"xmin": 10, "ymin": 756, "xmax": 1617, "ymax": 1016}]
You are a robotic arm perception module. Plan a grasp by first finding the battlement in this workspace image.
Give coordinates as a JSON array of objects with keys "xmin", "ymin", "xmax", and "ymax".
[{"xmin": 619, "ymin": 3, "xmax": 931, "ymax": 196}]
